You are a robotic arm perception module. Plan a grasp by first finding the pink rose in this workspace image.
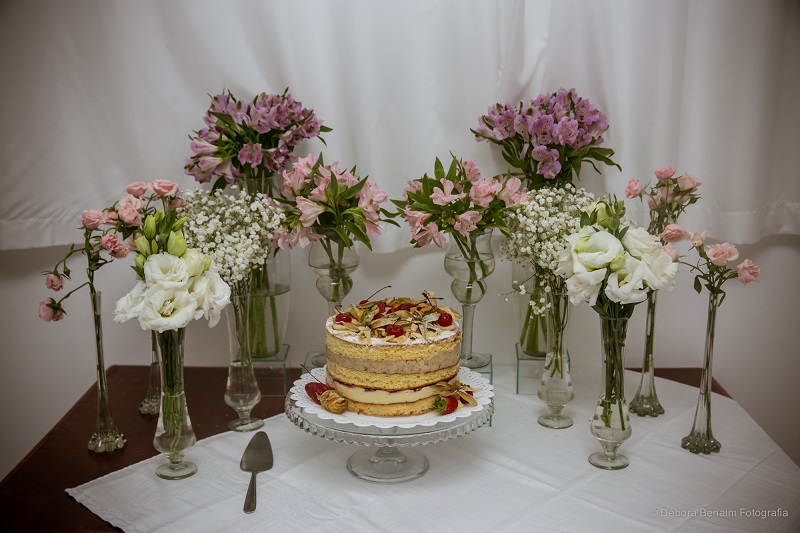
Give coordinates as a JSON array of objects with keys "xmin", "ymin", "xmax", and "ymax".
[
  {"xmin": 45, "ymin": 273, "xmax": 63, "ymax": 291},
  {"xmin": 663, "ymin": 244, "xmax": 678, "ymax": 261},
  {"xmin": 654, "ymin": 166, "xmax": 676, "ymax": 180},
  {"xmin": 38, "ymin": 299, "xmax": 64, "ymax": 322},
  {"xmin": 736, "ymin": 259, "xmax": 760, "ymax": 285},
  {"xmin": 101, "ymin": 210, "xmax": 118, "ymax": 226},
  {"xmin": 150, "ymin": 180, "xmax": 179, "ymax": 197},
  {"xmin": 118, "ymin": 194, "xmax": 144, "ymax": 212},
  {"xmin": 118, "ymin": 207, "xmax": 143, "ymax": 227},
  {"xmin": 625, "ymin": 179, "xmax": 643, "ymax": 198},
  {"xmin": 660, "ymin": 223, "xmax": 688, "ymax": 243},
  {"xmin": 101, "ymin": 233, "xmax": 121, "ymax": 251},
  {"xmin": 81, "ymin": 210, "xmax": 103, "ymax": 230},
  {"xmin": 125, "ymin": 181, "xmax": 149, "ymax": 197},
  {"xmin": 705, "ymin": 243, "xmax": 739, "ymax": 266},
  {"xmin": 677, "ymin": 174, "xmax": 701, "ymax": 191},
  {"xmin": 169, "ymin": 197, "xmax": 185, "ymax": 210},
  {"xmin": 109, "ymin": 243, "xmax": 129, "ymax": 259},
  {"xmin": 690, "ymin": 230, "xmax": 707, "ymax": 247}
]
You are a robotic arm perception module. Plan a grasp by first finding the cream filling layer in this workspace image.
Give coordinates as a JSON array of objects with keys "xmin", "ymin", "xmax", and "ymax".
[{"xmin": 326, "ymin": 376, "xmax": 443, "ymax": 405}]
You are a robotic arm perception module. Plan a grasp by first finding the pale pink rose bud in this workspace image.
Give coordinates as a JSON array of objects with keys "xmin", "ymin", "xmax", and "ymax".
[
  {"xmin": 677, "ymin": 174, "xmax": 701, "ymax": 191},
  {"xmin": 118, "ymin": 194, "xmax": 144, "ymax": 212},
  {"xmin": 706, "ymin": 243, "xmax": 739, "ymax": 266},
  {"xmin": 690, "ymin": 230, "xmax": 707, "ymax": 247},
  {"xmin": 151, "ymin": 180, "xmax": 179, "ymax": 197},
  {"xmin": 100, "ymin": 210, "xmax": 118, "ymax": 226},
  {"xmin": 100, "ymin": 233, "xmax": 121, "ymax": 251},
  {"xmin": 125, "ymin": 181, "xmax": 149, "ymax": 197},
  {"xmin": 660, "ymin": 223, "xmax": 688, "ymax": 243},
  {"xmin": 654, "ymin": 166, "xmax": 676, "ymax": 180},
  {"xmin": 45, "ymin": 273, "xmax": 63, "ymax": 291},
  {"xmin": 663, "ymin": 244, "xmax": 678, "ymax": 261},
  {"xmin": 118, "ymin": 207, "xmax": 143, "ymax": 227},
  {"xmin": 625, "ymin": 179, "xmax": 643, "ymax": 198},
  {"xmin": 110, "ymin": 243, "xmax": 129, "ymax": 259},
  {"xmin": 736, "ymin": 259, "xmax": 760, "ymax": 285},
  {"xmin": 38, "ymin": 299, "xmax": 64, "ymax": 321},
  {"xmin": 81, "ymin": 210, "xmax": 103, "ymax": 230}
]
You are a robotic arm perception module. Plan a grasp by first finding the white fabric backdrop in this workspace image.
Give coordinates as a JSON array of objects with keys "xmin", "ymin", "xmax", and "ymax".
[{"xmin": 1, "ymin": 0, "xmax": 798, "ymax": 250}]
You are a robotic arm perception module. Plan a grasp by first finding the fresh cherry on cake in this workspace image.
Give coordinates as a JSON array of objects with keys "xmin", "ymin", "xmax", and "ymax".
[
  {"xmin": 386, "ymin": 324, "xmax": 404, "ymax": 338},
  {"xmin": 434, "ymin": 395, "xmax": 459, "ymax": 415},
  {"xmin": 437, "ymin": 312, "xmax": 453, "ymax": 327},
  {"xmin": 305, "ymin": 382, "xmax": 330, "ymax": 404},
  {"xmin": 334, "ymin": 313, "xmax": 352, "ymax": 323}
]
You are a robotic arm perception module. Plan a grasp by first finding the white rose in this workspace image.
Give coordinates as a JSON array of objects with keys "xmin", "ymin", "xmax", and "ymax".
[
  {"xmin": 604, "ymin": 254, "xmax": 648, "ymax": 304},
  {"xmin": 137, "ymin": 285, "xmax": 199, "ymax": 332},
  {"xmin": 181, "ymin": 248, "xmax": 208, "ymax": 278},
  {"xmin": 574, "ymin": 229, "xmax": 625, "ymax": 271},
  {"xmin": 640, "ymin": 246, "xmax": 679, "ymax": 291},
  {"xmin": 565, "ymin": 268, "xmax": 607, "ymax": 306},
  {"xmin": 113, "ymin": 281, "xmax": 147, "ymax": 323},
  {"xmin": 143, "ymin": 253, "xmax": 189, "ymax": 287},
  {"xmin": 621, "ymin": 226, "xmax": 660, "ymax": 259},
  {"xmin": 191, "ymin": 271, "xmax": 231, "ymax": 328}
]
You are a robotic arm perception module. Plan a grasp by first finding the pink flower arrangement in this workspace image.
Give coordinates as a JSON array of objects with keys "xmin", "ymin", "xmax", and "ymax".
[
  {"xmin": 473, "ymin": 87, "xmax": 620, "ymax": 190},
  {"xmin": 184, "ymin": 89, "xmax": 329, "ymax": 195},
  {"xmin": 274, "ymin": 153, "xmax": 396, "ymax": 251},
  {"xmin": 393, "ymin": 154, "xmax": 527, "ymax": 249},
  {"xmin": 39, "ymin": 181, "xmax": 182, "ymax": 322},
  {"xmin": 625, "ymin": 166, "xmax": 702, "ymax": 239}
]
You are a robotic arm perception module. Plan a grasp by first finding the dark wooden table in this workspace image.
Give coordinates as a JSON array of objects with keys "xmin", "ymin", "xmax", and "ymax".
[
  {"xmin": 0, "ymin": 365, "xmax": 301, "ymax": 533},
  {"xmin": 0, "ymin": 365, "xmax": 726, "ymax": 532}
]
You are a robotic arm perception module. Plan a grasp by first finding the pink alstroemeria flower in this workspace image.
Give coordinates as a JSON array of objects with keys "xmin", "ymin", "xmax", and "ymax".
[
  {"xmin": 453, "ymin": 210, "xmax": 482, "ymax": 237},
  {"xmin": 404, "ymin": 208, "xmax": 431, "ymax": 232},
  {"xmin": 238, "ymin": 143, "xmax": 264, "ymax": 168},
  {"xmin": 403, "ymin": 179, "xmax": 423, "ymax": 200},
  {"xmin": 469, "ymin": 179, "xmax": 502, "ymax": 208},
  {"xmin": 498, "ymin": 177, "xmax": 526, "ymax": 206},
  {"xmin": 460, "ymin": 160, "xmax": 482, "ymax": 183},
  {"xmin": 430, "ymin": 179, "xmax": 466, "ymax": 206},
  {"xmin": 296, "ymin": 197, "xmax": 326, "ymax": 227},
  {"xmin": 413, "ymin": 222, "xmax": 447, "ymax": 248}
]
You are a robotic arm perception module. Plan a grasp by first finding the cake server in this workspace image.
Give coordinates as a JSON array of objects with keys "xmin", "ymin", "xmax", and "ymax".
[{"xmin": 240, "ymin": 431, "xmax": 273, "ymax": 513}]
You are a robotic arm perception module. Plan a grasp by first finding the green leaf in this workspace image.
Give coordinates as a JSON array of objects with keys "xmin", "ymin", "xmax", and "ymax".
[
  {"xmin": 211, "ymin": 177, "xmax": 228, "ymax": 192},
  {"xmin": 345, "ymin": 221, "xmax": 371, "ymax": 250},
  {"xmin": 339, "ymin": 178, "xmax": 367, "ymax": 200},
  {"xmin": 434, "ymin": 158, "xmax": 445, "ymax": 181}
]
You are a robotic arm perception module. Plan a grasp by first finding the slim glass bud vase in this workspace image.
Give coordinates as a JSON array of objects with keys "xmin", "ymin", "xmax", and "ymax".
[
  {"xmin": 138, "ymin": 331, "xmax": 161, "ymax": 415},
  {"xmin": 225, "ymin": 294, "xmax": 264, "ymax": 432},
  {"xmin": 589, "ymin": 316, "xmax": 632, "ymax": 470},
  {"xmin": 537, "ymin": 289, "xmax": 573, "ymax": 428},
  {"xmin": 681, "ymin": 292, "xmax": 722, "ymax": 454},
  {"xmin": 154, "ymin": 328, "xmax": 197, "ymax": 480},
  {"xmin": 629, "ymin": 292, "xmax": 665, "ymax": 417},
  {"xmin": 87, "ymin": 291, "xmax": 126, "ymax": 453}
]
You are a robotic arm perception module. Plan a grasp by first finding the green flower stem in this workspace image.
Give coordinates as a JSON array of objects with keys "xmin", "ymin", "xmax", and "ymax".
[
  {"xmin": 599, "ymin": 316, "xmax": 628, "ymax": 430},
  {"xmin": 157, "ymin": 328, "xmax": 186, "ymax": 454}
]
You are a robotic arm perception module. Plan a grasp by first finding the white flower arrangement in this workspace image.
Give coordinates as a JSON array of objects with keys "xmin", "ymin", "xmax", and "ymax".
[{"xmin": 181, "ymin": 186, "xmax": 287, "ymax": 288}]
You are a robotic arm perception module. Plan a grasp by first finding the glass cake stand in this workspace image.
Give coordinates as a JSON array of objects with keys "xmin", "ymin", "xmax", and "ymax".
[{"xmin": 285, "ymin": 367, "xmax": 494, "ymax": 484}]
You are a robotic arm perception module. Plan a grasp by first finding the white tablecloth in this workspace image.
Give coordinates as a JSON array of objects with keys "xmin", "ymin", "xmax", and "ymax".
[{"xmin": 68, "ymin": 367, "xmax": 800, "ymax": 532}]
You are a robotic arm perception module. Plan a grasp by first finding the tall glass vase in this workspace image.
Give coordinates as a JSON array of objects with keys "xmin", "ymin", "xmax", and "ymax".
[
  {"xmin": 154, "ymin": 328, "xmax": 197, "ymax": 480},
  {"xmin": 537, "ymin": 288, "xmax": 574, "ymax": 428},
  {"xmin": 308, "ymin": 238, "xmax": 360, "ymax": 367},
  {"xmin": 245, "ymin": 249, "xmax": 291, "ymax": 359},
  {"xmin": 138, "ymin": 331, "xmax": 161, "ymax": 415},
  {"xmin": 224, "ymin": 294, "xmax": 264, "ymax": 432},
  {"xmin": 512, "ymin": 260, "xmax": 548, "ymax": 358},
  {"xmin": 443, "ymin": 229, "xmax": 495, "ymax": 369},
  {"xmin": 681, "ymin": 292, "xmax": 722, "ymax": 454},
  {"xmin": 87, "ymin": 290, "xmax": 126, "ymax": 452},
  {"xmin": 629, "ymin": 292, "xmax": 665, "ymax": 417},
  {"xmin": 589, "ymin": 316, "xmax": 632, "ymax": 470}
]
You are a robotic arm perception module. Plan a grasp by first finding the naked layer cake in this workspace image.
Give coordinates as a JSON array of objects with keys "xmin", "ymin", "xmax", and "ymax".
[{"xmin": 324, "ymin": 292, "xmax": 462, "ymax": 416}]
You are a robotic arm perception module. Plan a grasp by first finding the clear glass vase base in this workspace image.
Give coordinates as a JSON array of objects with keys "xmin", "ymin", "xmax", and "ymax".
[
  {"xmin": 228, "ymin": 418, "xmax": 265, "ymax": 432},
  {"xmin": 681, "ymin": 434, "xmax": 721, "ymax": 454},
  {"xmin": 629, "ymin": 397, "xmax": 665, "ymax": 417},
  {"xmin": 156, "ymin": 460, "xmax": 198, "ymax": 480},
  {"xmin": 138, "ymin": 397, "xmax": 160, "ymax": 416},
  {"xmin": 537, "ymin": 414, "xmax": 573, "ymax": 429},
  {"xmin": 460, "ymin": 352, "xmax": 491, "ymax": 370},
  {"xmin": 588, "ymin": 452, "xmax": 629, "ymax": 470},
  {"xmin": 87, "ymin": 430, "xmax": 126, "ymax": 453},
  {"xmin": 347, "ymin": 447, "xmax": 429, "ymax": 484}
]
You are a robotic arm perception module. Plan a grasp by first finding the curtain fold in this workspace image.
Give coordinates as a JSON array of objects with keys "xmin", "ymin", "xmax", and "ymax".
[{"xmin": 1, "ymin": 0, "xmax": 797, "ymax": 250}]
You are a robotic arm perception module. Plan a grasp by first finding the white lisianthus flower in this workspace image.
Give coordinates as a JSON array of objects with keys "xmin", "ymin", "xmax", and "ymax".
[
  {"xmin": 113, "ymin": 280, "xmax": 147, "ymax": 323},
  {"xmin": 181, "ymin": 248, "xmax": 208, "ymax": 277},
  {"xmin": 573, "ymin": 228, "xmax": 625, "ymax": 271},
  {"xmin": 640, "ymin": 246, "xmax": 679, "ymax": 291},
  {"xmin": 605, "ymin": 254, "xmax": 648, "ymax": 304},
  {"xmin": 137, "ymin": 285, "xmax": 199, "ymax": 332},
  {"xmin": 191, "ymin": 271, "xmax": 231, "ymax": 327},
  {"xmin": 621, "ymin": 226, "xmax": 661, "ymax": 259},
  {"xmin": 143, "ymin": 253, "xmax": 189, "ymax": 287},
  {"xmin": 565, "ymin": 268, "xmax": 607, "ymax": 306}
]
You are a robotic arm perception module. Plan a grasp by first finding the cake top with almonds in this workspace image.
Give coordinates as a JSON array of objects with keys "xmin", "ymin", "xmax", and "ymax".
[{"xmin": 327, "ymin": 291, "xmax": 461, "ymax": 345}]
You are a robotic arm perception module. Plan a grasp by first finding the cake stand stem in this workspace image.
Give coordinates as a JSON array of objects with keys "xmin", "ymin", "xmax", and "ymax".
[{"xmin": 346, "ymin": 446, "xmax": 429, "ymax": 484}]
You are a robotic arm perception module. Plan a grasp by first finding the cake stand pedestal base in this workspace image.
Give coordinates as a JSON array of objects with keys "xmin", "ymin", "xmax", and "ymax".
[{"xmin": 347, "ymin": 446, "xmax": 429, "ymax": 484}]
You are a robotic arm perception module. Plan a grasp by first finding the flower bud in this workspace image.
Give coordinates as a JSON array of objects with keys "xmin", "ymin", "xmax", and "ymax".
[
  {"xmin": 151, "ymin": 239, "xmax": 159, "ymax": 255},
  {"xmin": 609, "ymin": 252, "xmax": 627, "ymax": 272},
  {"xmin": 134, "ymin": 236, "xmax": 151, "ymax": 257},
  {"xmin": 172, "ymin": 216, "xmax": 187, "ymax": 231},
  {"xmin": 134, "ymin": 253, "xmax": 146, "ymax": 270},
  {"xmin": 143, "ymin": 215, "xmax": 158, "ymax": 240},
  {"xmin": 167, "ymin": 231, "xmax": 187, "ymax": 257},
  {"xmin": 574, "ymin": 235, "xmax": 591, "ymax": 254}
]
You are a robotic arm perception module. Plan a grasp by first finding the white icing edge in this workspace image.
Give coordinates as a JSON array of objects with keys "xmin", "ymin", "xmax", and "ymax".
[{"xmin": 326, "ymin": 317, "xmax": 461, "ymax": 346}]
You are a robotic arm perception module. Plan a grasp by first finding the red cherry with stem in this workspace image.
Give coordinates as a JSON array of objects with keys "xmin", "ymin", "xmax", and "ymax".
[
  {"xmin": 335, "ymin": 313, "xmax": 352, "ymax": 323},
  {"xmin": 437, "ymin": 312, "xmax": 453, "ymax": 327},
  {"xmin": 386, "ymin": 324, "xmax": 404, "ymax": 337}
]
